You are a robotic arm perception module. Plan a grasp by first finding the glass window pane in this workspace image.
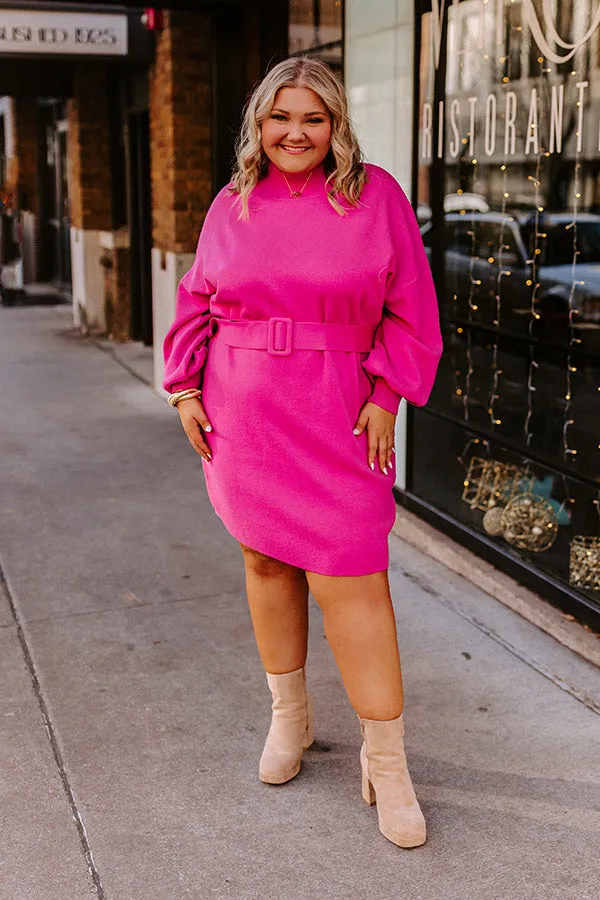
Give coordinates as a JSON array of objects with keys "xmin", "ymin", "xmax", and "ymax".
[
  {"xmin": 289, "ymin": 0, "xmax": 343, "ymax": 72},
  {"xmin": 413, "ymin": 0, "xmax": 600, "ymax": 612}
]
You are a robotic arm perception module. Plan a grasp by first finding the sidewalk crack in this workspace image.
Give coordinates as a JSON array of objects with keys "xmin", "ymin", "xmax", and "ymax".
[{"xmin": 0, "ymin": 566, "xmax": 105, "ymax": 898}]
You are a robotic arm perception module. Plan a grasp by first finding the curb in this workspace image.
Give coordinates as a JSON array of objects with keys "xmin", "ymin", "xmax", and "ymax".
[{"xmin": 392, "ymin": 506, "xmax": 600, "ymax": 669}]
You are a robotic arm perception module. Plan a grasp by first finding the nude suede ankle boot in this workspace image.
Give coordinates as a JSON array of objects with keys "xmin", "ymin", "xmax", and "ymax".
[
  {"xmin": 259, "ymin": 667, "xmax": 314, "ymax": 785},
  {"xmin": 359, "ymin": 713, "xmax": 426, "ymax": 848}
]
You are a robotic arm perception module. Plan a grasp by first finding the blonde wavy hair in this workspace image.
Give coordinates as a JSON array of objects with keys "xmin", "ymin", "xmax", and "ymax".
[{"xmin": 229, "ymin": 56, "xmax": 367, "ymax": 220}]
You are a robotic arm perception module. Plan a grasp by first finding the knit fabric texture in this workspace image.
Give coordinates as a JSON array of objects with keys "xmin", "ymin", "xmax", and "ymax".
[{"xmin": 162, "ymin": 161, "xmax": 442, "ymax": 575}]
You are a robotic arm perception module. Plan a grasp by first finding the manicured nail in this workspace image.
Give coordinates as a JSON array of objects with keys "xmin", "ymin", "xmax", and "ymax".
[
  {"xmin": 383, "ymin": 467, "xmax": 388, "ymax": 475},
  {"xmin": 391, "ymin": 447, "xmax": 396, "ymax": 454},
  {"xmin": 353, "ymin": 428, "xmax": 360, "ymax": 435},
  {"xmin": 370, "ymin": 461, "xmax": 374, "ymax": 470},
  {"xmin": 204, "ymin": 424, "xmax": 212, "ymax": 432}
]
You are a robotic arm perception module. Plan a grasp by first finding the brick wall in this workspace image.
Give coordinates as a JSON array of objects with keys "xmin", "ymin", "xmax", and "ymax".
[
  {"xmin": 1, "ymin": 98, "xmax": 18, "ymax": 203},
  {"xmin": 148, "ymin": 10, "xmax": 212, "ymax": 253},
  {"xmin": 102, "ymin": 245, "xmax": 131, "ymax": 341},
  {"xmin": 12, "ymin": 97, "xmax": 39, "ymax": 214},
  {"xmin": 68, "ymin": 64, "xmax": 113, "ymax": 231}
]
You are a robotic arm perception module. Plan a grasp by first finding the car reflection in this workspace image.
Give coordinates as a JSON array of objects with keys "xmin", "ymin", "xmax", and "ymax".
[
  {"xmin": 417, "ymin": 192, "xmax": 490, "ymax": 224},
  {"xmin": 421, "ymin": 211, "xmax": 600, "ymax": 354}
]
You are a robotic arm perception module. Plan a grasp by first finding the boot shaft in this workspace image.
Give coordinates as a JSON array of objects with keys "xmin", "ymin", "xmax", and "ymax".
[
  {"xmin": 358, "ymin": 712, "xmax": 426, "ymax": 848},
  {"xmin": 259, "ymin": 666, "xmax": 314, "ymax": 785}
]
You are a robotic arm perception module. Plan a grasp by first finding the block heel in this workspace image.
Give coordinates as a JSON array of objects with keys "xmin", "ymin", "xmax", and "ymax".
[
  {"xmin": 362, "ymin": 773, "xmax": 377, "ymax": 806},
  {"xmin": 360, "ymin": 741, "xmax": 376, "ymax": 805}
]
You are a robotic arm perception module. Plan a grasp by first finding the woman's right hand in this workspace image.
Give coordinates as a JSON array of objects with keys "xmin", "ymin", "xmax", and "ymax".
[{"xmin": 176, "ymin": 398, "xmax": 213, "ymax": 461}]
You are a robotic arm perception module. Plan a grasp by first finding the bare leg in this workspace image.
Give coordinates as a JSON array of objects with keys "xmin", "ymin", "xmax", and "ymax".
[
  {"xmin": 305, "ymin": 569, "xmax": 403, "ymax": 720},
  {"xmin": 239, "ymin": 543, "xmax": 310, "ymax": 674}
]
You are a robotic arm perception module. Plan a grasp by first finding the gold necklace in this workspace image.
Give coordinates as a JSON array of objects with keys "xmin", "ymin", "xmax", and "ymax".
[{"xmin": 281, "ymin": 168, "xmax": 314, "ymax": 199}]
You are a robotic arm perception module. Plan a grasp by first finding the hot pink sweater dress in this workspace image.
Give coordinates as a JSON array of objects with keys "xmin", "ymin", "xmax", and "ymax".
[{"xmin": 163, "ymin": 161, "xmax": 442, "ymax": 576}]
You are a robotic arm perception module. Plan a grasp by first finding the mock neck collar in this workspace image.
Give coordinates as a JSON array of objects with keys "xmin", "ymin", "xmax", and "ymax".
[{"xmin": 262, "ymin": 160, "xmax": 327, "ymax": 199}]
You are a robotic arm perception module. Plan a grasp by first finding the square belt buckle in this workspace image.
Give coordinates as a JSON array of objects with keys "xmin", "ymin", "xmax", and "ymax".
[{"xmin": 267, "ymin": 317, "xmax": 293, "ymax": 356}]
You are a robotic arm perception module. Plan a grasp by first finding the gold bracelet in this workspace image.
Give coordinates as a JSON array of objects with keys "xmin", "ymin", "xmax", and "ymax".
[
  {"xmin": 169, "ymin": 392, "xmax": 201, "ymax": 407},
  {"xmin": 169, "ymin": 389, "xmax": 201, "ymax": 404},
  {"xmin": 168, "ymin": 389, "xmax": 202, "ymax": 407},
  {"xmin": 168, "ymin": 388, "xmax": 201, "ymax": 401}
]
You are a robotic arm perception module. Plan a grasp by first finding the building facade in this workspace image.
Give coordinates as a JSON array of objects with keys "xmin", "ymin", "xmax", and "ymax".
[
  {"xmin": 0, "ymin": 2, "xmax": 155, "ymax": 332},
  {"xmin": 0, "ymin": 0, "xmax": 287, "ymax": 347},
  {"xmin": 344, "ymin": 0, "xmax": 600, "ymax": 628},
  {"xmin": 1, "ymin": 0, "xmax": 598, "ymax": 627}
]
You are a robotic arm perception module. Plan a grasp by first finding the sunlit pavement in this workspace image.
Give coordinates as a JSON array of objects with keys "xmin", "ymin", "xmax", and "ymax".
[{"xmin": 1, "ymin": 305, "xmax": 599, "ymax": 900}]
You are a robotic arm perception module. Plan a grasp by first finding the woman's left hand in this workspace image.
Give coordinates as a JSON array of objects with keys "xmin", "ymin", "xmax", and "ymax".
[{"xmin": 352, "ymin": 402, "xmax": 396, "ymax": 474}]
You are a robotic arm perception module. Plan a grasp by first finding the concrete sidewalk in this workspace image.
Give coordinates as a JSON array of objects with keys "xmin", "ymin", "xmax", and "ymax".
[{"xmin": 1, "ymin": 305, "xmax": 599, "ymax": 900}]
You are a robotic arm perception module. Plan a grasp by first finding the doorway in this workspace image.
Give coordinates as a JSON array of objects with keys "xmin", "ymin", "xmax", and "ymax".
[
  {"xmin": 127, "ymin": 108, "xmax": 153, "ymax": 346},
  {"xmin": 48, "ymin": 117, "xmax": 72, "ymax": 290}
]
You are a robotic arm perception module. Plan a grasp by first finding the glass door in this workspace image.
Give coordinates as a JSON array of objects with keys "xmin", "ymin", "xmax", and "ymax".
[{"xmin": 56, "ymin": 122, "xmax": 72, "ymax": 288}]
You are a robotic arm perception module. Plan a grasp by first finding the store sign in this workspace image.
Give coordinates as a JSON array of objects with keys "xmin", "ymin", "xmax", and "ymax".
[
  {"xmin": 422, "ymin": 80, "xmax": 591, "ymax": 160},
  {"xmin": 432, "ymin": 0, "xmax": 600, "ymax": 68},
  {"xmin": 423, "ymin": 0, "xmax": 600, "ymax": 161},
  {"xmin": 520, "ymin": 0, "xmax": 600, "ymax": 65},
  {"xmin": 0, "ymin": 9, "xmax": 128, "ymax": 56}
]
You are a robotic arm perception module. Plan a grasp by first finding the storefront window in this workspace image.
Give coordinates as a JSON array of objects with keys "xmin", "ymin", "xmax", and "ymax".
[
  {"xmin": 289, "ymin": 0, "xmax": 343, "ymax": 72},
  {"xmin": 414, "ymin": 0, "xmax": 600, "ymax": 610}
]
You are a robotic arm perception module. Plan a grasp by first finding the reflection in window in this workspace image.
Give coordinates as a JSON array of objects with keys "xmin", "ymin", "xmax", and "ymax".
[
  {"xmin": 539, "ymin": 219, "xmax": 600, "ymax": 266},
  {"xmin": 445, "ymin": 219, "xmax": 475, "ymax": 256},
  {"xmin": 507, "ymin": 1, "xmax": 523, "ymax": 82},
  {"xmin": 289, "ymin": 0, "xmax": 343, "ymax": 73},
  {"xmin": 414, "ymin": 0, "xmax": 600, "ymax": 612}
]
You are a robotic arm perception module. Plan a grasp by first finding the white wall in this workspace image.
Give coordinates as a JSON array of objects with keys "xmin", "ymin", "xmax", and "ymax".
[
  {"xmin": 345, "ymin": 0, "xmax": 415, "ymax": 489},
  {"xmin": 345, "ymin": 0, "xmax": 415, "ymax": 191},
  {"xmin": 152, "ymin": 248, "xmax": 195, "ymax": 395},
  {"xmin": 70, "ymin": 227, "xmax": 105, "ymax": 332},
  {"xmin": 0, "ymin": 96, "xmax": 15, "ymax": 159},
  {"xmin": 21, "ymin": 211, "xmax": 37, "ymax": 283}
]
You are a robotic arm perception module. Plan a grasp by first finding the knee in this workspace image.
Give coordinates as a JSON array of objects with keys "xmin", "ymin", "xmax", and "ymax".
[{"xmin": 239, "ymin": 543, "xmax": 295, "ymax": 579}]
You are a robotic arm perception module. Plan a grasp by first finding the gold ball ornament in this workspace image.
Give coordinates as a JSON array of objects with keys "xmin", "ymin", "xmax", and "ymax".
[
  {"xmin": 482, "ymin": 506, "xmax": 505, "ymax": 535},
  {"xmin": 500, "ymin": 493, "xmax": 558, "ymax": 552},
  {"xmin": 569, "ymin": 536, "xmax": 600, "ymax": 590}
]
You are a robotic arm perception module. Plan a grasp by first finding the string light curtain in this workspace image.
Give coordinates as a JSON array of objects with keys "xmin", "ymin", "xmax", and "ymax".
[{"xmin": 412, "ymin": 0, "xmax": 600, "ymax": 610}]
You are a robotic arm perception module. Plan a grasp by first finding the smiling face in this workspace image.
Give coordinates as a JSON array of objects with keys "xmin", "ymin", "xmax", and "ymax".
[{"xmin": 260, "ymin": 85, "xmax": 332, "ymax": 175}]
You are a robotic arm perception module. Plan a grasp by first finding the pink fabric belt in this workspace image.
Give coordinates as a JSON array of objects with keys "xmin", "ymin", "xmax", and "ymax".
[{"xmin": 209, "ymin": 316, "xmax": 376, "ymax": 356}]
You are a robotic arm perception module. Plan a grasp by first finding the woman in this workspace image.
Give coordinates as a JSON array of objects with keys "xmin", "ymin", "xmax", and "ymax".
[{"xmin": 162, "ymin": 56, "xmax": 442, "ymax": 849}]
